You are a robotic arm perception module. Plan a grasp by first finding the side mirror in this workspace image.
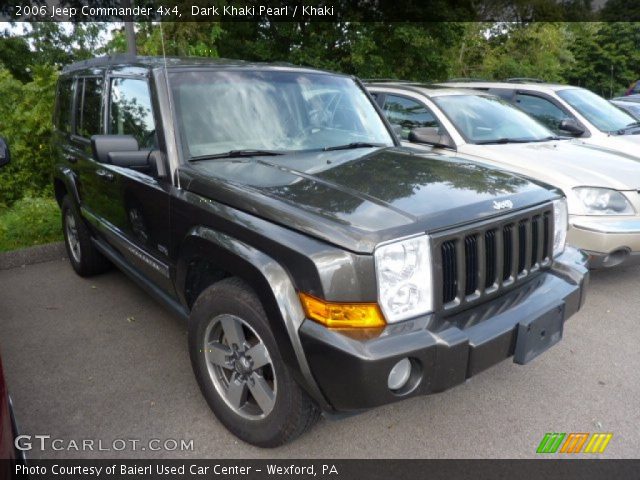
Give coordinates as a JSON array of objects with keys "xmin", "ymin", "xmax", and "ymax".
[
  {"xmin": 91, "ymin": 135, "xmax": 166, "ymax": 175},
  {"xmin": 0, "ymin": 137, "xmax": 10, "ymax": 167},
  {"xmin": 408, "ymin": 127, "xmax": 455, "ymax": 149},
  {"xmin": 91, "ymin": 135, "xmax": 140, "ymax": 164},
  {"xmin": 559, "ymin": 118, "xmax": 585, "ymax": 136}
]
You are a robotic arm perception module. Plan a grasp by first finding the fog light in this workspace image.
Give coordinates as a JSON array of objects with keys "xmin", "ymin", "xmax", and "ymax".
[{"xmin": 387, "ymin": 358, "xmax": 411, "ymax": 391}]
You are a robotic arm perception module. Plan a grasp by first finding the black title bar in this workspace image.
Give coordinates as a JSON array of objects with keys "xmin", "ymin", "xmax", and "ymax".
[
  {"xmin": 2, "ymin": 0, "xmax": 640, "ymax": 22},
  {"xmin": 5, "ymin": 459, "xmax": 640, "ymax": 480}
]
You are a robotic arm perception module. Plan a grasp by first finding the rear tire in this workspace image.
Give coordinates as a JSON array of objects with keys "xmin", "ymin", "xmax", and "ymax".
[
  {"xmin": 61, "ymin": 196, "xmax": 110, "ymax": 277},
  {"xmin": 188, "ymin": 277, "xmax": 320, "ymax": 447}
]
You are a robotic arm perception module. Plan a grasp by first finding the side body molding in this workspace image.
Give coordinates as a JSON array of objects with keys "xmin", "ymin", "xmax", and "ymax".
[{"xmin": 176, "ymin": 226, "xmax": 331, "ymax": 411}]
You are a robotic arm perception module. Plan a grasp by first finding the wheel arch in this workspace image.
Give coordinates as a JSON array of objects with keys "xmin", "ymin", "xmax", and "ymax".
[
  {"xmin": 175, "ymin": 226, "xmax": 331, "ymax": 411},
  {"xmin": 53, "ymin": 166, "xmax": 81, "ymax": 208}
]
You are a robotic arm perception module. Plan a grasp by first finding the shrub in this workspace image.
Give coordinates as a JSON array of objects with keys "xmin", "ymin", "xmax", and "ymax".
[
  {"xmin": 0, "ymin": 196, "xmax": 61, "ymax": 252},
  {"xmin": 0, "ymin": 65, "xmax": 58, "ymax": 207}
]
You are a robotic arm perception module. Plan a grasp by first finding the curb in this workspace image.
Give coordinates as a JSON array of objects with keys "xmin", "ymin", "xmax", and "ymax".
[{"xmin": 0, "ymin": 242, "xmax": 66, "ymax": 270}]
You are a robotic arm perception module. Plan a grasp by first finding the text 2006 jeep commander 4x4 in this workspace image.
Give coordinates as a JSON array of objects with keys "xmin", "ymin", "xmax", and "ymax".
[{"xmin": 52, "ymin": 56, "xmax": 588, "ymax": 447}]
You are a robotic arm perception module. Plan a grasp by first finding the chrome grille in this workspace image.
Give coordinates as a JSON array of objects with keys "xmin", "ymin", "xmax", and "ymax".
[{"xmin": 435, "ymin": 204, "xmax": 553, "ymax": 311}]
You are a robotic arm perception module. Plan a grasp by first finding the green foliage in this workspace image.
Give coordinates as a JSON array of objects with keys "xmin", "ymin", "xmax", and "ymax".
[
  {"xmin": 1, "ymin": 23, "xmax": 105, "ymax": 82},
  {"xmin": 480, "ymin": 23, "xmax": 574, "ymax": 82},
  {"xmin": 0, "ymin": 196, "xmax": 62, "ymax": 252},
  {"xmin": 564, "ymin": 22, "xmax": 640, "ymax": 97},
  {"xmin": 0, "ymin": 19, "xmax": 639, "ymax": 252},
  {"xmin": 0, "ymin": 65, "xmax": 58, "ymax": 207}
]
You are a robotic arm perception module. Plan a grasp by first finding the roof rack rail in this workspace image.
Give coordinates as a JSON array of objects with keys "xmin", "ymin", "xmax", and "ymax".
[
  {"xmin": 361, "ymin": 78, "xmax": 415, "ymax": 83},
  {"xmin": 446, "ymin": 77, "xmax": 488, "ymax": 82},
  {"xmin": 61, "ymin": 54, "xmax": 143, "ymax": 73},
  {"xmin": 505, "ymin": 77, "xmax": 546, "ymax": 84}
]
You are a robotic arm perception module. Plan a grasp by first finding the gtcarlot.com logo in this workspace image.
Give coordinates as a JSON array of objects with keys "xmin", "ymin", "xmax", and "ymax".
[
  {"xmin": 536, "ymin": 432, "xmax": 613, "ymax": 454},
  {"xmin": 14, "ymin": 435, "xmax": 194, "ymax": 452}
]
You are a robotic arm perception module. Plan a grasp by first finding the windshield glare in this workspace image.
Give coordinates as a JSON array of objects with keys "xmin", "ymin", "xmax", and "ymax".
[
  {"xmin": 433, "ymin": 94, "xmax": 554, "ymax": 143},
  {"xmin": 169, "ymin": 70, "xmax": 394, "ymax": 158},
  {"xmin": 557, "ymin": 88, "xmax": 637, "ymax": 133}
]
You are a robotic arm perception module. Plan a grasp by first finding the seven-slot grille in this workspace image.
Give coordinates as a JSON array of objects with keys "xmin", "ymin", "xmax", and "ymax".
[{"xmin": 435, "ymin": 204, "xmax": 554, "ymax": 311}]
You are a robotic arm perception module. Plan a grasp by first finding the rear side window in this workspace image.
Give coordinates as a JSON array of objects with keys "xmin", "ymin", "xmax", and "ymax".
[
  {"xmin": 55, "ymin": 78, "xmax": 74, "ymax": 133},
  {"xmin": 109, "ymin": 78, "xmax": 156, "ymax": 147},
  {"xmin": 382, "ymin": 94, "xmax": 439, "ymax": 139},
  {"xmin": 74, "ymin": 77, "xmax": 104, "ymax": 138},
  {"xmin": 515, "ymin": 93, "xmax": 570, "ymax": 134}
]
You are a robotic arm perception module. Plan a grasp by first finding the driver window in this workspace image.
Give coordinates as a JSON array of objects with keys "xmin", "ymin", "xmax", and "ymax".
[
  {"xmin": 382, "ymin": 94, "xmax": 439, "ymax": 139},
  {"xmin": 515, "ymin": 93, "xmax": 570, "ymax": 135},
  {"xmin": 109, "ymin": 78, "xmax": 156, "ymax": 148}
]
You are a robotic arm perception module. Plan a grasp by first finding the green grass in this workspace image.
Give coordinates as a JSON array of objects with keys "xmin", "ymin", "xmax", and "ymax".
[{"xmin": 0, "ymin": 196, "xmax": 62, "ymax": 252}]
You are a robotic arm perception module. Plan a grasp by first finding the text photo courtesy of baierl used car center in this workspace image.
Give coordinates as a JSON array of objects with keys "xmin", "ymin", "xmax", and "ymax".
[{"xmin": 1, "ymin": 1, "xmax": 640, "ymax": 479}]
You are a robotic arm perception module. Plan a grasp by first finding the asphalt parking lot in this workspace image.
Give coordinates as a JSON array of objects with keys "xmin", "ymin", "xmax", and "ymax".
[{"xmin": 1, "ymin": 258, "xmax": 638, "ymax": 459}]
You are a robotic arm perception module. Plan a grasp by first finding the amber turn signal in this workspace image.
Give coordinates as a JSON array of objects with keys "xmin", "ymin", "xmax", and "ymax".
[{"xmin": 298, "ymin": 293, "xmax": 386, "ymax": 328}]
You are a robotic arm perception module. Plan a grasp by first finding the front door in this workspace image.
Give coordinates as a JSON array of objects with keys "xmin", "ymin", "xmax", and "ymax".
[{"xmin": 88, "ymin": 74, "xmax": 174, "ymax": 295}]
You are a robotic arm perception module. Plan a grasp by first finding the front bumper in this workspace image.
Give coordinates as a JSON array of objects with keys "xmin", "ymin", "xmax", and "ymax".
[
  {"xmin": 299, "ymin": 248, "xmax": 588, "ymax": 412},
  {"xmin": 569, "ymin": 216, "xmax": 640, "ymax": 268}
]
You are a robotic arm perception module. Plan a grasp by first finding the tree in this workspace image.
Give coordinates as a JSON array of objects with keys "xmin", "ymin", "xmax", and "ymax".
[
  {"xmin": 564, "ymin": 22, "xmax": 640, "ymax": 97},
  {"xmin": 476, "ymin": 23, "xmax": 574, "ymax": 81},
  {"xmin": 0, "ymin": 65, "xmax": 58, "ymax": 206}
]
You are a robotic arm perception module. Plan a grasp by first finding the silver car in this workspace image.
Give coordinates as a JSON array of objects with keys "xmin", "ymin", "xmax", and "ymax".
[
  {"xmin": 368, "ymin": 82, "xmax": 640, "ymax": 268},
  {"xmin": 441, "ymin": 80, "xmax": 640, "ymax": 158}
]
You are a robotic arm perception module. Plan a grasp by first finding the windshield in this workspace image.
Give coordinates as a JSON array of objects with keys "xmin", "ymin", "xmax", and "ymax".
[
  {"xmin": 433, "ymin": 94, "xmax": 555, "ymax": 144},
  {"xmin": 169, "ymin": 70, "xmax": 394, "ymax": 159},
  {"xmin": 557, "ymin": 88, "xmax": 638, "ymax": 133}
]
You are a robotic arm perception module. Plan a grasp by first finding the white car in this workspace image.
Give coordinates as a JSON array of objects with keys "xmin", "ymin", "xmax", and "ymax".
[
  {"xmin": 367, "ymin": 82, "xmax": 640, "ymax": 268},
  {"xmin": 440, "ymin": 80, "xmax": 640, "ymax": 158}
]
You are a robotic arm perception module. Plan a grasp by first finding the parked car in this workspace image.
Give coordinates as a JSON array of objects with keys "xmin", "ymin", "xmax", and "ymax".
[
  {"xmin": 0, "ymin": 145, "xmax": 22, "ymax": 472},
  {"xmin": 0, "ymin": 136, "xmax": 10, "ymax": 168},
  {"xmin": 1, "ymin": 347, "xmax": 22, "ymax": 471},
  {"xmin": 611, "ymin": 97, "xmax": 640, "ymax": 120},
  {"xmin": 625, "ymin": 80, "xmax": 640, "ymax": 96},
  {"xmin": 612, "ymin": 94, "xmax": 640, "ymax": 104},
  {"xmin": 52, "ymin": 56, "xmax": 587, "ymax": 447},
  {"xmin": 368, "ymin": 82, "xmax": 640, "ymax": 268},
  {"xmin": 440, "ymin": 80, "xmax": 640, "ymax": 158}
]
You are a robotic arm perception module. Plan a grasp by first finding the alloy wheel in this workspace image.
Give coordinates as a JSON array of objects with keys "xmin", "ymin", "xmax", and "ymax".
[{"xmin": 203, "ymin": 314, "xmax": 277, "ymax": 420}]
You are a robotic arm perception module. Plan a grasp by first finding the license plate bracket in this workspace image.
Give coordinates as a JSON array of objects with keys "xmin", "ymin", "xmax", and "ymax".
[{"xmin": 513, "ymin": 302, "xmax": 565, "ymax": 365}]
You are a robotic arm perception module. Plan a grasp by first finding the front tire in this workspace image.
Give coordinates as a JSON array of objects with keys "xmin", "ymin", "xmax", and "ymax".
[
  {"xmin": 61, "ymin": 196, "xmax": 110, "ymax": 277},
  {"xmin": 188, "ymin": 278, "xmax": 320, "ymax": 447}
]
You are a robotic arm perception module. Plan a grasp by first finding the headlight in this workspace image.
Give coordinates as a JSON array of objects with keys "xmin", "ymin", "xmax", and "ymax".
[
  {"xmin": 574, "ymin": 187, "xmax": 635, "ymax": 215},
  {"xmin": 374, "ymin": 235, "xmax": 432, "ymax": 323},
  {"xmin": 553, "ymin": 198, "xmax": 567, "ymax": 257}
]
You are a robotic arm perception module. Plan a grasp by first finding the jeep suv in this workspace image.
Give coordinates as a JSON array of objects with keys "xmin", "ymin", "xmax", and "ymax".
[{"xmin": 52, "ymin": 56, "xmax": 588, "ymax": 447}]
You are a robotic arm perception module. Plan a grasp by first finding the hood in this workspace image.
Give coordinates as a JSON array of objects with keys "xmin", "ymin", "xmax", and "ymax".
[
  {"xmin": 181, "ymin": 147, "xmax": 555, "ymax": 253},
  {"xmin": 573, "ymin": 135, "xmax": 640, "ymax": 158},
  {"xmin": 458, "ymin": 140, "xmax": 640, "ymax": 191}
]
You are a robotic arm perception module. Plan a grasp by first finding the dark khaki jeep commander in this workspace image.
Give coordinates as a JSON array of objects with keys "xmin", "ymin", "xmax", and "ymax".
[{"xmin": 50, "ymin": 55, "xmax": 588, "ymax": 447}]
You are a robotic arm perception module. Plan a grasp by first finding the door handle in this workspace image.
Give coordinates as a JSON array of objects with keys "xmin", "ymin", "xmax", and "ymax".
[{"xmin": 96, "ymin": 169, "xmax": 114, "ymax": 181}]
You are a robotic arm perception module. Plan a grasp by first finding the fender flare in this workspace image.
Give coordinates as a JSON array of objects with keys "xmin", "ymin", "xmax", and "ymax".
[
  {"xmin": 176, "ymin": 226, "xmax": 331, "ymax": 411},
  {"xmin": 54, "ymin": 165, "xmax": 81, "ymax": 208}
]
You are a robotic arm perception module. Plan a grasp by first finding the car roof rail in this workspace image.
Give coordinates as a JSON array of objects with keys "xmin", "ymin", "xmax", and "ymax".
[
  {"xmin": 362, "ymin": 78, "xmax": 415, "ymax": 83},
  {"xmin": 445, "ymin": 77, "xmax": 488, "ymax": 82},
  {"xmin": 505, "ymin": 77, "xmax": 546, "ymax": 84},
  {"xmin": 62, "ymin": 54, "xmax": 142, "ymax": 73}
]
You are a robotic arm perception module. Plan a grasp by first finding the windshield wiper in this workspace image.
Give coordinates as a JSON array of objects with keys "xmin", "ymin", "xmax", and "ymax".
[
  {"xmin": 474, "ymin": 138, "xmax": 534, "ymax": 145},
  {"xmin": 615, "ymin": 122, "xmax": 640, "ymax": 134},
  {"xmin": 530, "ymin": 135, "xmax": 564, "ymax": 142},
  {"xmin": 323, "ymin": 142, "xmax": 387, "ymax": 152},
  {"xmin": 190, "ymin": 149, "xmax": 284, "ymax": 162}
]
